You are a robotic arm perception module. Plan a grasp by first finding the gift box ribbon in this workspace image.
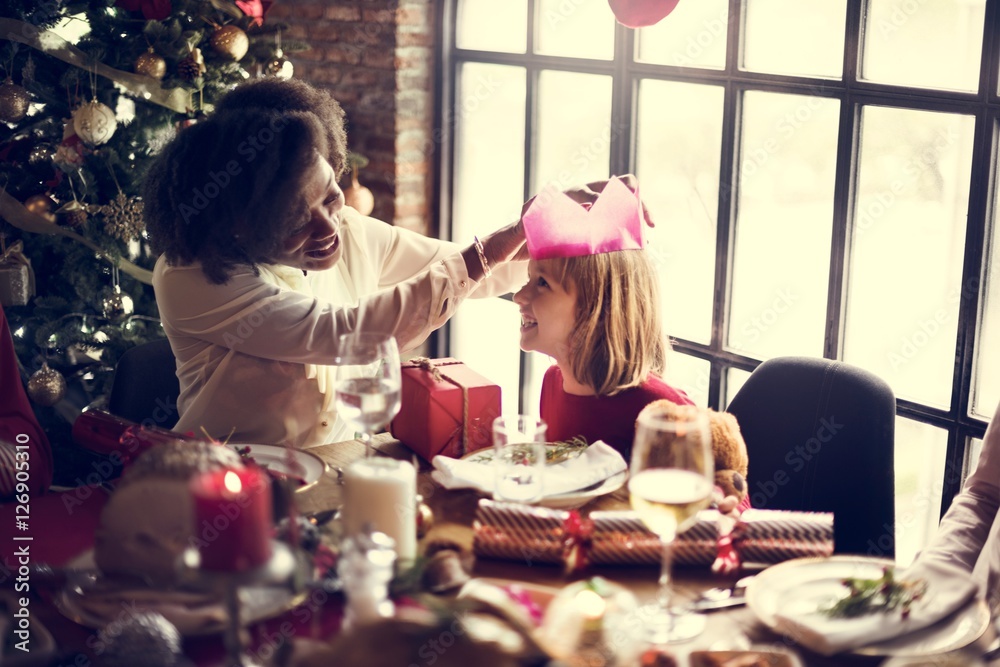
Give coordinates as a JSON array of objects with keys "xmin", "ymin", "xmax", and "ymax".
[
  {"xmin": 473, "ymin": 500, "xmax": 833, "ymax": 574},
  {"xmin": 408, "ymin": 357, "xmax": 489, "ymax": 456}
]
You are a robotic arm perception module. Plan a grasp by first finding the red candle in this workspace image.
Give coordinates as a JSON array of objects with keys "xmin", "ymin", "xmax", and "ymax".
[{"xmin": 190, "ymin": 466, "xmax": 273, "ymax": 571}]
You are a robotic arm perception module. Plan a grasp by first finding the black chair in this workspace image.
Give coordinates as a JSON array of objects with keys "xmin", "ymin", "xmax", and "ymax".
[
  {"xmin": 108, "ymin": 338, "xmax": 181, "ymax": 429},
  {"xmin": 726, "ymin": 356, "xmax": 896, "ymax": 558}
]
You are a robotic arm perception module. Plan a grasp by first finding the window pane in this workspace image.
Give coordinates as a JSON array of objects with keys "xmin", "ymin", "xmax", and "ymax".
[
  {"xmin": 729, "ymin": 91, "xmax": 839, "ymax": 359},
  {"xmin": 726, "ymin": 367, "xmax": 752, "ymax": 407},
  {"xmin": 666, "ymin": 353, "xmax": 711, "ymax": 408},
  {"xmin": 451, "ymin": 299, "xmax": 524, "ymax": 419},
  {"xmin": 742, "ymin": 0, "xmax": 846, "ymax": 78},
  {"xmin": 893, "ymin": 417, "xmax": 947, "ymax": 567},
  {"xmin": 861, "ymin": 0, "xmax": 985, "ymax": 93},
  {"xmin": 535, "ymin": 0, "xmax": 614, "ymax": 60},
  {"xmin": 637, "ymin": 80, "xmax": 724, "ymax": 345},
  {"xmin": 535, "ymin": 70, "xmax": 613, "ymax": 191},
  {"xmin": 975, "ymin": 200, "xmax": 1000, "ymax": 418},
  {"xmin": 969, "ymin": 437, "xmax": 983, "ymax": 474},
  {"xmin": 635, "ymin": 0, "xmax": 728, "ymax": 69},
  {"xmin": 456, "ymin": 0, "xmax": 527, "ymax": 53},
  {"xmin": 844, "ymin": 106, "xmax": 974, "ymax": 408},
  {"xmin": 453, "ymin": 63, "xmax": 526, "ymax": 239}
]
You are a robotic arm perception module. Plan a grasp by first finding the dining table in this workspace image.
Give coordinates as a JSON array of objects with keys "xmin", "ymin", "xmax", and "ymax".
[{"xmin": 9, "ymin": 432, "xmax": 1000, "ymax": 667}]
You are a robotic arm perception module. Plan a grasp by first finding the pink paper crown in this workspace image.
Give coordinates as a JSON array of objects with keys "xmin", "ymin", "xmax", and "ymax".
[{"xmin": 522, "ymin": 176, "xmax": 644, "ymax": 260}]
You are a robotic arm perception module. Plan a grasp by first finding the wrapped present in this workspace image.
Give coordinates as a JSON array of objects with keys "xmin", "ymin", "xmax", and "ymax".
[
  {"xmin": 473, "ymin": 500, "xmax": 833, "ymax": 573},
  {"xmin": 390, "ymin": 357, "xmax": 501, "ymax": 461},
  {"xmin": 0, "ymin": 239, "xmax": 34, "ymax": 306}
]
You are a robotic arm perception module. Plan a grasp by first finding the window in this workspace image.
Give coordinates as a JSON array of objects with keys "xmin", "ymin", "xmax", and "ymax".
[{"xmin": 439, "ymin": 0, "xmax": 998, "ymax": 565}]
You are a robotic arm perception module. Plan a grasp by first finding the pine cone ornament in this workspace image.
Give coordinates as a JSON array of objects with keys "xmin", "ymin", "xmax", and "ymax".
[
  {"xmin": 99, "ymin": 192, "xmax": 144, "ymax": 242},
  {"xmin": 210, "ymin": 25, "xmax": 249, "ymax": 61},
  {"xmin": 134, "ymin": 48, "xmax": 167, "ymax": 80},
  {"xmin": 98, "ymin": 611, "xmax": 182, "ymax": 667},
  {"xmin": 56, "ymin": 200, "xmax": 88, "ymax": 227},
  {"xmin": 0, "ymin": 78, "xmax": 30, "ymax": 124},
  {"xmin": 177, "ymin": 48, "xmax": 206, "ymax": 81},
  {"xmin": 27, "ymin": 363, "xmax": 66, "ymax": 407}
]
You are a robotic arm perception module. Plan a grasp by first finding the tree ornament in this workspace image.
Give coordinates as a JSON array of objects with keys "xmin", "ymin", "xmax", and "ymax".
[
  {"xmin": 177, "ymin": 48, "xmax": 206, "ymax": 81},
  {"xmin": 28, "ymin": 143, "xmax": 54, "ymax": 166},
  {"xmin": 134, "ymin": 48, "xmax": 167, "ymax": 80},
  {"xmin": 265, "ymin": 54, "xmax": 294, "ymax": 79},
  {"xmin": 102, "ymin": 284, "xmax": 135, "ymax": 320},
  {"xmin": 210, "ymin": 25, "xmax": 249, "ymax": 61},
  {"xmin": 98, "ymin": 611, "xmax": 182, "ymax": 667},
  {"xmin": 343, "ymin": 168, "xmax": 375, "ymax": 216},
  {"xmin": 0, "ymin": 78, "xmax": 31, "ymax": 124},
  {"xmin": 57, "ymin": 200, "xmax": 88, "ymax": 227},
  {"xmin": 73, "ymin": 99, "xmax": 117, "ymax": 146},
  {"xmin": 416, "ymin": 496, "xmax": 434, "ymax": 538},
  {"xmin": 23, "ymin": 194, "xmax": 57, "ymax": 223},
  {"xmin": 27, "ymin": 363, "xmax": 66, "ymax": 407},
  {"xmin": 100, "ymin": 192, "xmax": 145, "ymax": 242}
]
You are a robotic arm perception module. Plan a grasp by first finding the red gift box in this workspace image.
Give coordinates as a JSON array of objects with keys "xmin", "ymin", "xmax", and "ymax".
[{"xmin": 390, "ymin": 357, "xmax": 501, "ymax": 461}]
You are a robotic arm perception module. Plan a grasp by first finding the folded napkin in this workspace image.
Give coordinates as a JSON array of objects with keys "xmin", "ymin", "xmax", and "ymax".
[
  {"xmin": 431, "ymin": 441, "xmax": 627, "ymax": 497},
  {"xmin": 773, "ymin": 560, "xmax": 978, "ymax": 656}
]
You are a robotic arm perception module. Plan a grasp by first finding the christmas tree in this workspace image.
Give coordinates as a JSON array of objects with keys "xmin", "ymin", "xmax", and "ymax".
[{"xmin": 0, "ymin": 0, "xmax": 298, "ymax": 474}]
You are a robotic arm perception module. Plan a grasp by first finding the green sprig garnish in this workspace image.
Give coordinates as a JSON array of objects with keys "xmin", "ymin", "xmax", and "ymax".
[{"xmin": 821, "ymin": 566, "xmax": 927, "ymax": 619}]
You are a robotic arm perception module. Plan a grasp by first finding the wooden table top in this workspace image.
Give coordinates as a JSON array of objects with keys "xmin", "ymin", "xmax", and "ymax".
[{"xmin": 298, "ymin": 434, "xmax": 999, "ymax": 667}]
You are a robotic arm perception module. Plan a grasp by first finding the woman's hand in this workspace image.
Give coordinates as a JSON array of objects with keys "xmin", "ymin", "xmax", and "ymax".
[{"xmin": 462, "ymin": 219, "xmax": 527, "ymax": 282}]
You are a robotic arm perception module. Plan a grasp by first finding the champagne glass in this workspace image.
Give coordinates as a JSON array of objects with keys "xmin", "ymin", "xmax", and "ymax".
[
  {"xmin": 333, "ymin": 332, "xmax": 402, "ymax": 458},
  {"xmin": 629, "ymin": 409, "xmax": 714, "ymax": 643}
]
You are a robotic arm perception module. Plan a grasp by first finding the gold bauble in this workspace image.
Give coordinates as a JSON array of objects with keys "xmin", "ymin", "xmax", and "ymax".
[
  {"xmin": 73, "ymin": 99, "xmax": 118, "ymax": 146},
  {"xmin": 27, "ymin": 363, "xmax": 67, "ymax": 407},
  {"xmin": 24, "ymin": 194, "xmax": 57, "ymax": 223},
  {"xmin": 0, "ymin": 78, "xmax": 30, "ymax": 124},
  {"xmin": 101, "ymin": 285, "xmax": 135, "ymax": 320},
  {"xmin": 343, "ymin": 173, "xmax": 375, "ymax": 216},
  {"xmin": 134, "ymin": 48, "xmax": 167, "ymax": 80},
  {"xmin": 210, "ymin": 25, "xmax": 249, "ymax": 61}
]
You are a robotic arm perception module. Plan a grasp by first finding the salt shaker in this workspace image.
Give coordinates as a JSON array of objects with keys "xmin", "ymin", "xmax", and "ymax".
[{"xmin": 337, "ymin": 525, "xmax": 397, "ymax": 630}]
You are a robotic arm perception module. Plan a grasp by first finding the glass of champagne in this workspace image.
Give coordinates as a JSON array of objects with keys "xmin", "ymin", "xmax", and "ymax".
[
  {"xmin": 333, "ymin": 332, "xmax": 402, "ymax": 458},
  {"xmin": 629, "ymin": 408, "xmax": 714, "ymax": 643}
]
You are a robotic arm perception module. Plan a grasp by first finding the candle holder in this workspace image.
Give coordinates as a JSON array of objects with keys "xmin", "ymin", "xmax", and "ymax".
[{"xmin": 178, "ymin": 541, "xmax": 310, "ymax": 667}]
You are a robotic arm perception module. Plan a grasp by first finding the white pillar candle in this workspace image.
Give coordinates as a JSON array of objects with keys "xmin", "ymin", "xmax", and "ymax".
[{"xmin": 341, "ymin": 458, "xmax": 417, "ymax": 565}]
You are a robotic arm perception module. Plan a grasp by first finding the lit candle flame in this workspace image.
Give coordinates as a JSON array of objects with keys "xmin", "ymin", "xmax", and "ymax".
[{"xmin": 223, "ymin": 470, "xmax": 242, "ymax": 493}]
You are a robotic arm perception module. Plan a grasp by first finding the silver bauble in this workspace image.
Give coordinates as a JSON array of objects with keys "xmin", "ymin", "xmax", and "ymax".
[
  {"xmin": 73, "ymin": 99, "xmax": 117, "ymax": 146},
  {"xmin": 102, "ymin": 285, "xmax": 134, "ymax": 320},
  {"xmin": 98, "ymin": 611, "xmax": 182, "ymax": 667}
]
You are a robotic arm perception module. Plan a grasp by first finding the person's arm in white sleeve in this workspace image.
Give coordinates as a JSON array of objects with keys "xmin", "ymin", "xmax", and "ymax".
[{"xmin": 915, "ymin": 399, "xmax": 1000, "ymax": 573}]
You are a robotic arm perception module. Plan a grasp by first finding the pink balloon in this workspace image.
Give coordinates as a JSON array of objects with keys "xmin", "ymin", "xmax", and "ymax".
[{"xmin": 608, "ymin": 0, "xmax": 682, "ymax": 28}]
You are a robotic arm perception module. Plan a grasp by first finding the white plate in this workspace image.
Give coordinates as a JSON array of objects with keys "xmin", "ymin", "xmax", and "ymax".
[
  {"xmin": 461, "ymin": 445, "xmax": 627, "ymax": 509},
  {"xmin": 53, "ymin": 550, "xmax": 304, "ymax": 636},
  {"xmin": 746, "ymin": 556, "xmax": 991, "ymax": 657},
  {"xmin": 228, "ymin": 443, "xmax": 328, "ymax": 492}
]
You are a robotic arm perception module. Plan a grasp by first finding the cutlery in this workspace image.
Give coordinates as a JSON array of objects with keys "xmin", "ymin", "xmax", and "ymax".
[{"xmin": 688, "ymin": 574, "xmax": 755, "ymax": 613}]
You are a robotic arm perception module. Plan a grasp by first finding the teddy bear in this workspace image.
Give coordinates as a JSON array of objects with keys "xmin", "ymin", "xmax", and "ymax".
[{"xmin": 636, "ymin": 400, "xmax": 749, "ymax": 503}]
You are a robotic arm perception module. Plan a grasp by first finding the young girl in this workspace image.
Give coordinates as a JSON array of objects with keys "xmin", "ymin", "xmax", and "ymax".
[{"xmin": 514, "ymin": 176, "xmax": 693, "ymax": 459}]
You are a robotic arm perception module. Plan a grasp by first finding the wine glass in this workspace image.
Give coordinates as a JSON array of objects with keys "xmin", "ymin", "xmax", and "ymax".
[
  {"xmin": 629, "ymin": 408, "xmax": 714, "ymax": 643},
  {"xmin": 333, "ymin": 332, "xmax": 402, "ymax": 458}
]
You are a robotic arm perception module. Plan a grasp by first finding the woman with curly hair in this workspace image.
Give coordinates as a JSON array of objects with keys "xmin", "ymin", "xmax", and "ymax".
[{"xmin": 143, "ymin": 78, "xmax": 528, "ymax": 449}]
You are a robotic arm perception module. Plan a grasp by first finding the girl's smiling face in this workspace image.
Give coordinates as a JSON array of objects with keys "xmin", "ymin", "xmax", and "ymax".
[
  {"xmin": 512, "ymin": 260, "xmax": 578, "ymax": 362},
  {"xmin": 273, "ymin": 153, "xmax": 345, "ymax": 271}
]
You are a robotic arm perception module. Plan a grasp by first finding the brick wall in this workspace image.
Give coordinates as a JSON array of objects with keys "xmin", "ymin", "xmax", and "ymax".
[{"xmin": 270, "ymin": 0, "xmax": 437, "ymax": 234}]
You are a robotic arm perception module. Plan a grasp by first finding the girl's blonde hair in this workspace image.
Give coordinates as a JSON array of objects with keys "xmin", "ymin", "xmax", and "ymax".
[{"xmin": 541, "ymin": 250, "xmax": 668, "ymax": 396}]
